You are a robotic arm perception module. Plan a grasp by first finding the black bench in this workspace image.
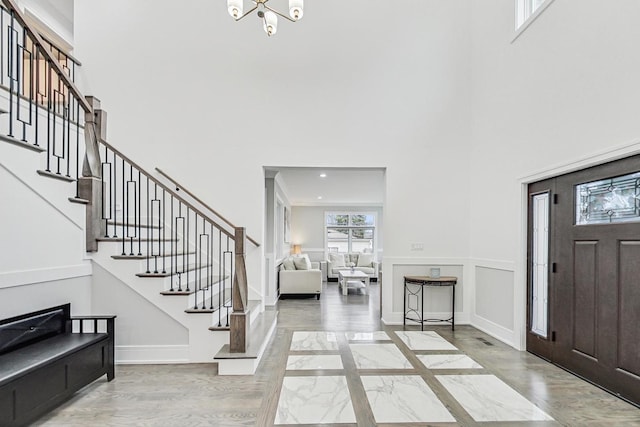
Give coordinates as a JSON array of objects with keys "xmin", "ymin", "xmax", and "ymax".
[{"xmin": 0, "ymin": 303, "xmax": 115, "ymax": 426}]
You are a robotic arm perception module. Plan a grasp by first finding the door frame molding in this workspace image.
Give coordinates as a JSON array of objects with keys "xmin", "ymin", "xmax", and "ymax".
[{"xmin": 515, "ymin": 138, "xmax": 640, "ymax": 351}]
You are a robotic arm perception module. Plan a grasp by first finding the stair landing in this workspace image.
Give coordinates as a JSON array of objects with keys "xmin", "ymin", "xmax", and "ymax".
[{"xmin": 214, "ymin": 308, "xmax": 278, "ymax": 375}]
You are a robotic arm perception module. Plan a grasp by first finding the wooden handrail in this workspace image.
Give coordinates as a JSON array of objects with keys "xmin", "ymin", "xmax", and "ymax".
[
  {"xmin": 156, "ymin": 168, "xmax": 260, "ymax": 247},
  {"xmin": 98, "ymin": 137, "xmax": 235, "ymax": 241},
  {"xmin": 1, "ymin": 0, "xmax": 92, "ymax": 113}
]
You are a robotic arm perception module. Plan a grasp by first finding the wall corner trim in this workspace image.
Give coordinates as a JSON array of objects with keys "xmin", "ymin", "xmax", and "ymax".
[{"xmin": 0, "ymin": 263, "xmax": 92, "ymax": 289}]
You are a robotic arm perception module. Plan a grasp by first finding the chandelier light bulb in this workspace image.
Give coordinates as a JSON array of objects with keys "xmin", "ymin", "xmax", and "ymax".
[
  {"xmin": 289, "ymin": 0, "xmax": 304, "ymax": 20},
  {"xmin": 227, "ymin": 0, "xmax": 243, "ymax": 19},
  {"xmin": 263, "ymin": 10, "xmax": 278, "ymax": 36},
  {"xmin": 228, "ymin": 0, "xmax": 300, "ymax": 36}
]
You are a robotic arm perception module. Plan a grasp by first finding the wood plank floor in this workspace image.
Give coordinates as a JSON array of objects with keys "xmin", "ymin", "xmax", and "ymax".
[{"xmin": 36, "ymin": 282, "xmax": 640, "ymax": 426}]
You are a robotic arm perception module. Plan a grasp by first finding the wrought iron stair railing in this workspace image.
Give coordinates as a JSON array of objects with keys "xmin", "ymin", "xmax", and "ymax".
[
  {"xmin": 0, "ymin": 1, "xmax": 88, "ymax": 195},
  {"xmin": 0, "ymin": 0, "xmax": 252, "ymax": 347},
  {"xmin": 97, "ymin": 137, "xmax": 236, "ymax": 325}
]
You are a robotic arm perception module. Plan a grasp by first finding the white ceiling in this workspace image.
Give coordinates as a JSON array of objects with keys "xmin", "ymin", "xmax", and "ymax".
[{"xmin": 269, "ymin": 167, "xmax": 385, "ymax": 206}]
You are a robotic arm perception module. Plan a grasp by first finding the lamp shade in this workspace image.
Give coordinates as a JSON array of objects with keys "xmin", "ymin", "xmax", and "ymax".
[
  {"xmin": 289, "ymin": 0, "xmax": 304, "ymax": 20},
  {"xmin": 227, "ymin": 0, "xmax": 243, "ymax": 19},
  {"xmin": 263, "ymin": 10, "xmax": 278, "ymax": 36},
  {"xmin": 291, "ymin": 244, "xmax": 302, "ymax": 255}
]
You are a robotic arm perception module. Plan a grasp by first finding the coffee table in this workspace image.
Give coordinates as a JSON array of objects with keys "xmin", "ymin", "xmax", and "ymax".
[{"xmin": 338, "ymin": 270, "xmax": 370, "ymax": 296}]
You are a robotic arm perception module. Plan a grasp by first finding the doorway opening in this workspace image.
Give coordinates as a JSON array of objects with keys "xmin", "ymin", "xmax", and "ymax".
[{"xmin": 263, "ymin": 167, "xmax": 386, "ymax": 315}]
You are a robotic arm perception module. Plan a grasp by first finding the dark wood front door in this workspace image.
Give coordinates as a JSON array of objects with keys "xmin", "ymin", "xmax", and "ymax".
[{"xmin": 527, "ymin": 155, "xmax": 640, "ymax": 406}]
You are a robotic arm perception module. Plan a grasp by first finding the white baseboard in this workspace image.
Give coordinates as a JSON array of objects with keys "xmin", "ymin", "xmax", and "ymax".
[
  {"xmin": 470, "ymin": 314, "xmax": 518, "ymax": 349},
  {"xmin": 116, "ymin": 345, "xmax": 191, "ymax": 364}
]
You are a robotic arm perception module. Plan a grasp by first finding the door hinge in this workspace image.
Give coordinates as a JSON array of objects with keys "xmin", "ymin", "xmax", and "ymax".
[
  {"xmin": 551, "ymin": 331, "xmax": 556, "ymax": 342},
  {"xmin": 553, "ymin": 193, "xmax": 558, "ymax": 204},
  {"xmin": 552, "ymin": 262, "xmax": 557, "ymax": 273}
]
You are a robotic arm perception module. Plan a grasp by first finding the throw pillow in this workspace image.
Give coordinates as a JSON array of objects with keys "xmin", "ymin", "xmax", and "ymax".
[
  {"xmin": 329, "ymin": 252, "xmax": 345, "ymax": 267},
  {"xmin": 349, "ymin": 254, "xmax": 359, "ymax": 264},
  {"xmin": 293, "ymin": 256, "xmax": 310, "ymax": 270},
  {"xmin": 357, "ymin": 253, "xmax": 374, "ymax": 267},
  {"xmin": 282, "ymin": 257, "xmax": 295, "ymax": 270}
]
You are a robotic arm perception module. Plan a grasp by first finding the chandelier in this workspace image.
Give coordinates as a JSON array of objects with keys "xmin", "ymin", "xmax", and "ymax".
[{"xmin": 227, "ymin": 0, "xmax": 304, "ymax": 36}]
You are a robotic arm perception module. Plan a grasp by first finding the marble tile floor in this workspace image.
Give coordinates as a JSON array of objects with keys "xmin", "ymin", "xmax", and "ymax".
[
  {"xmin": 36, "ymin": 281, "xmax": 640, "ymax": 426},
  {"xmin": 274, "ymin": 330, "xmax": 554, "ymax": 425}
]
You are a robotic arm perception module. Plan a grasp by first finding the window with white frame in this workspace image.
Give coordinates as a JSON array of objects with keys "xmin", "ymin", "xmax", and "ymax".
[
  {"xmin": 516, "ymin": 0, "xmax": 551, "ymax": 29},
  {"xmin": 325, "ymin": 212, "xmax": 375, "ymax": 254}
]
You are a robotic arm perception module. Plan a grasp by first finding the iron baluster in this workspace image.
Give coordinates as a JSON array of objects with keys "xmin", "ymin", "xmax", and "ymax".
[
  {"xmin": 209, "ymin": 223, "xmax": 214, "ymax": 310},
  {"xmin": 186, "ymin": 206, "xmax": 190, "ymax": 292},
  {"xmin": 218, "ymin": 229, "xmax": 222, "ymax": 327},
  {"xmin": 203, "ymin": 218, "xmax": 209, "ymax": 309},
  {"xmin": 152, "ymin": 183, "xmax": 159, "ymax": 274},
  {"xmin": 121, "ymin": 157, "xmax": 125, "ymax": 256},
  {"xmin": 64, "ymin": 83, "xmax": 70, "ymax": 178},
  {"xmin": 194, "ymin": 214, "xmax": 199, "ymax": 310},
  {"xmin": 111, "ymin": 150, "xmax": 117, "ymax": 237},
  {"xmin": 137, "ymin": 170, "xmax": 142, "ymax": 255},
  {"xmin": 145, "ymin": 177, "xmax": 150, "ymax": 273},
  {"xmin": 34, "ymin": 48, "xmax": 40, "ymax": 147},
  {"xmin": 7, "ymin": 12, "xmax": 14, "ymax": 138},
  {"xmin": 75, "ymin": 102, "xmax": 79, "ymax": 197},
  {"xmin": 101, "ymin": 146, "xmax": 109, "ymax": 237},
  {"xmin": 169, "ymin": 194, "xmax": 174, "ymax": 292},
  {"xmin": 162, "ymin": 188, "xmax": 166, "ymax": 274}
]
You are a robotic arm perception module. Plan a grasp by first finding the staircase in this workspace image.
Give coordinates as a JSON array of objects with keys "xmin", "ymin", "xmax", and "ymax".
[{"xmin": 0, "ymin": 0, "xmax": 274, "ymax": 374}]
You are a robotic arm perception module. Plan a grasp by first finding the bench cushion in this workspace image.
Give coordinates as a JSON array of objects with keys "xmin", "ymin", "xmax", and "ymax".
[{"xmin": 0, "ymin": 333, "xmax": 108, "ymax": 386}]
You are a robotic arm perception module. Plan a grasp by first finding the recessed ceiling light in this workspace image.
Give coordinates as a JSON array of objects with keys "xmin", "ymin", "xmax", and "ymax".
[
  {"xmin": 319, "ymin": 173, "xmax": 327, "ymax": 178},
  {"xmin": 317, "ymin": 196, "xmax": 323, "ymax": 200}
]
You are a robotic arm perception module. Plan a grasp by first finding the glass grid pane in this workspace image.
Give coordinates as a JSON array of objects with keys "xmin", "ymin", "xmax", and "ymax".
[
  {"xmin": 327, "ymin": 228, "xmax": 348, "ymax": 253},
  {"xmin": 531, "ymin": 193, "xmax": 549, "ymax": 338},
  {"xmin": 351, "ymin": 228, "xmax": 374, "ymax": 253},
  {"xmin": 575, "ymin": 172, "xmax": 640, "ymax": 225},
  {"xmin": 326, "ymin": 214, "xmax": 349, "ymax": 226}
]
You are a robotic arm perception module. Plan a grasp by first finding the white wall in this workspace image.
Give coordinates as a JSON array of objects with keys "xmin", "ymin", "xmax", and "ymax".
[
  {"xmin": 0, "ymin": 276, "xmax": 91, "ymax": 319},
  {"xmin": 91, "ymin": 263, "xmax": 188, "ymax": 354},
  {"xmin": 469, "ymin": 0, "xmax": 640, "ymax": 347},
  {"xmin": 74, "ymin": 0, "xmax": 473, "ymax": 322},
  {"xmin": 0, "ymin": 137, "xmax": 91, "ymax": 318}
]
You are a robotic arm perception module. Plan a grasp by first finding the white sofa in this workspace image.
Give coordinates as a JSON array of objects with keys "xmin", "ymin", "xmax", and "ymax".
[
  {"xmin": 279, "ymin": 257, "xmax": 322, "ymax": 299},
  {"xmin": 327, "ymin": 252, "xmax": 379, "ymax": 281}
]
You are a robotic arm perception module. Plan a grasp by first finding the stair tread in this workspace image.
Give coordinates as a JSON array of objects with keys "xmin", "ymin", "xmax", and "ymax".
[
  {"xmin": 214, "ymin": 308, "xmax": 277, "ymax": 359},
  {"xmin": 37, "ymin": 169, "xmax": 75, "ymax": 183},
  {"xmin": 160, "ymin": 282, "xmax": 231, "ymax": 296},
  {"xmin": 112, "ymin": 252, "xmax": 195, "ymax": 260},
  {"xmin": 107, "ymin": 221, "xmax": 162, "ymax": 229},
  {"xmin": 97, "ymin": 237, "xmax": 179, "ymax": 242},
  {"xmin": 136, "ymin": 263, "xmax": 222, "ymax": 277},
  {"xmin": 0, "ymin": 134, "xmax": 46, "ymax": 152},
  {"xmin": 186, "ymin": 294, "xmax": 232, "ymax": 313}
]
